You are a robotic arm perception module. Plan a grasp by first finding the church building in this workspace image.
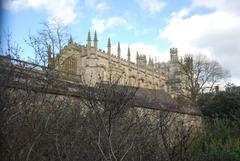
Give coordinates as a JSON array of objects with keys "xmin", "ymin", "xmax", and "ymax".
[{"xmin": 48, "ymin": 31, "xmax": 182, "ymax": 96}]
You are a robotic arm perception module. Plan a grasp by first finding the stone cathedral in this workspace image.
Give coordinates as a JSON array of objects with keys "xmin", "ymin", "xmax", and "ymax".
[{"xmin": 48, "ymin": 31, "xmax": 181, "ymax": 96}]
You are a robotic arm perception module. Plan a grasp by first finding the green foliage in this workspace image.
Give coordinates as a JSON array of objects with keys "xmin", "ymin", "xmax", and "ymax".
[
  {"xmin": 199, "ymin": 87, "xmax": 240, "ymax": 160},
  {"xmin": 199, "ymin": 85, "xmax": 240, "ymax": 120},
  {"xmin": 201, "ymin": 117, "xmax": 240, "ymax": 161}
]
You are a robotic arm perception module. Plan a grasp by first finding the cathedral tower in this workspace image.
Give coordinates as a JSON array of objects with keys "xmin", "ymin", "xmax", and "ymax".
[{"xmin": 170, "ymin": 47, "xmax": 178, "ymax": 63}]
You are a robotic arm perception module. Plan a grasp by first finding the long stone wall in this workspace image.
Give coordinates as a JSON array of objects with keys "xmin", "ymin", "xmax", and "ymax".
[{"xmin": 0, "ymin": 55, "xmax": 201, "ymax": 117}]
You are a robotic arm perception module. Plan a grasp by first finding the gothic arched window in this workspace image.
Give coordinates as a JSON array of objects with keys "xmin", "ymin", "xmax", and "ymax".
[{"xmin": 63, "ymin": 56, "xmax": 77, "ymax": 75}]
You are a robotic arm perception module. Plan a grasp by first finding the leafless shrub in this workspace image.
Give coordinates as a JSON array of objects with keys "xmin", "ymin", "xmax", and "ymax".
[{"xmin": 1, "ymin": 29, "xmax": 203, "ymax": 161}]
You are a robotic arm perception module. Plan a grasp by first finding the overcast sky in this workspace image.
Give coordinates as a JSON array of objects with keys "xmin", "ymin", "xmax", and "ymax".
[{"xmin": 1, "ymin": 0, "xmax": 240, "ymax": 85}]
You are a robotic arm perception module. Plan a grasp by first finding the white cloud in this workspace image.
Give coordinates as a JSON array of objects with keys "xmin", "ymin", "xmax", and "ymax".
[
  {"xmin": 3, "ymin": 0, "xmax": 78, "ymax": 25},
  {"xmin": 96, "ymin": 2, "xmax": 109, "ymax": 11},
  {"xmin": 92, "ymin": 16, "xmax": 132, "ymax": 33},
  {"xmin": 92, "ymin": 18, "xmax": 105, "ymax": 33},
  {"xmin": 191, "ymin": 0, "xmax": 240, "ymax": 15},
  {"xmin": 111, "ymin": 42, "xmax": 169, "ymax": 63},
  {"xmin": 84, "ymin": 0, "xmax": 110, "ymax": 11},
  {"xmin": 160, "ymin": 1, "xmax": 240, "ymax": 85},
  {"xmin": 107, "ymin": 17, "xmax": 128, "ymax": 27},
  {"xmin": 136, "ymin": 0, "xmax": 166, "ymax": 15}
]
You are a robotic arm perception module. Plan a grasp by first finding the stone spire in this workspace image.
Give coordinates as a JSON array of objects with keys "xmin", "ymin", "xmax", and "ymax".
[
  {"xmin": 47, "ymin": 44, "xmax": 52, "ymax": 59},
  {"xmin": 136, "ymin": 51, "xmax": 139, "ymax": 60},
  {"xmin": 68, "ymin": 35, "xmax": 73, "ymax": 44},
  {"xmin": 136, "ymin": 51, "xmax": 139, "ymax": 67},
  {"xmin": 154, "ymin": 56, "xmax": 157, "ymax": 68},
  {"xmin": 117, "ymin": 42, "xmax": 121, "ymax": 58},
  {"xmin": 148, "ymin": 56, "xmax": 154, "ymax": 70},
  {"xmin": 87, "ymin": 30, "xmax": 91, "ymax": 49},
  {"xmin": 127, "ymin": 46, "xmax": 131, "ymax": 63},
  {"xmin": 107, "ymin": 37, "xmax": 111, "ymax": 54},
  {"xmin": 47, "ymin": 44, "xmax": 53, "ymax": 70},
  {"xmin": 94, "ymin": 31, "xmax": 98, "ymax": 50},
  {"xmin": 149, "ymin": 57, "xmax": 154, "ymax": 65}
]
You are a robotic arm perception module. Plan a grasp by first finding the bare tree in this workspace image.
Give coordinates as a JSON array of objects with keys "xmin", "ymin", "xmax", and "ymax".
[
  {"xmin": 0, "ymin": 30, "xmax": 73, "ymax": 161},
  {"xmin": 26, "ymin": 20, "xmax": 69, "ymax": 67},
  {"xmin": 0, "ymin": 31, "xmax": 22, "ymax": 59},
  {"xmin": 79, "ymin": 76, "xmax": 140, "ymax": 161},
  {"xmin": 155, "ymin": 111, "xmax": 202, "ymax": 161},
  {"xmin": 177, "ymin": 54, "xmax": 230, "ymax": 106}
]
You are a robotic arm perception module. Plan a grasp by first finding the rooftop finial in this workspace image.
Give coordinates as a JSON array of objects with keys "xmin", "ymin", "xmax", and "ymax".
[
  {"xmin": 136, "ymin": 51, "xmax": 139, "ymax": 66},
  {"xmin": 94, "ymin": 31, "xmax": 98, "ymax": 50},
  {"xmin": 87, "ymin": 30, "xmax": 91, "ymax": 48},
  {"xmin": 47, "ymin": 44, "xmax": 52, "ymax": 60},
  {"xmin": 107, "ymin": 37, "xmax": 111, "ymax": 54},
  {"xmin": 68, "ymin": 35, "xmax": 73, "ymax": 44},
  {"xmin": 47, "ymin": 44, "xmax": 54, "ymax": 69},
  {"xmin": 108, "ymin": 37, "xmax": 111, "ymax": 47},
  {"xmin": 128, "ymin": 46, "xmax": 131, "ymax": 62},
  {"xmin": 94, "ymin": 31, "xmax": 97, "ymax": 41},
  {"xmin": 88, "ymin": 30, "xmax": 91, "ymax": 41},
  {"xmin": 117, "ymin": 42, "xmax": 121, "ymax": 58}
]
